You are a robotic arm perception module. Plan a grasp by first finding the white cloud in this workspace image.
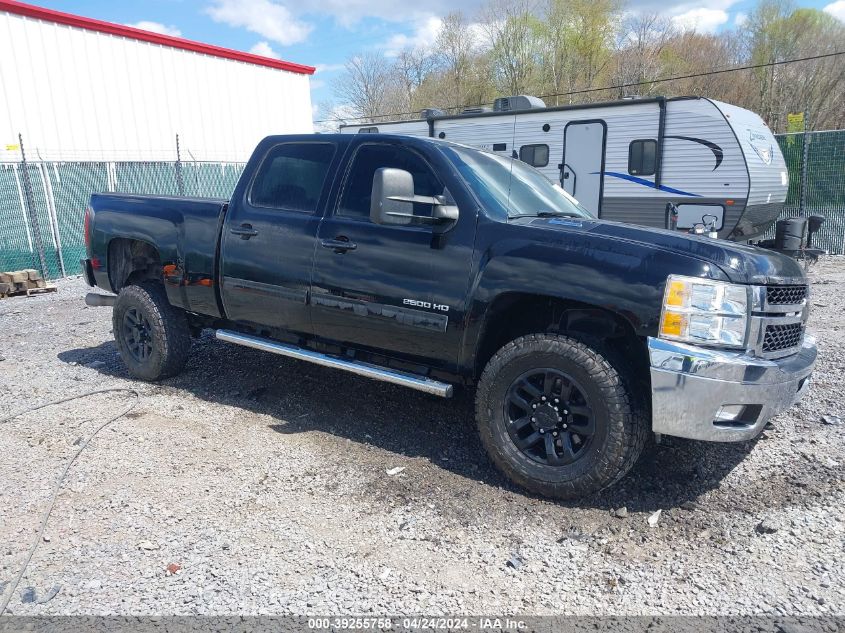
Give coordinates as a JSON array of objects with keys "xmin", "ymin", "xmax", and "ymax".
[
  {"xmin": 622, "ymin": 0, "xmax": 739, "ymax": 30},
  {"xmin": 205, "ymin": 0, "xmax": 484, "ymax": 33},
  {"xmin": 671, "ymin": 8, "xmax": 731, "ymax": 33},
  {"xmin": 379, "ymin": 14, "xmax": 487, "ymax": 57},
  {"xmin": 125, "ymin": 21, "xmax": 182, "ymax": 37},
  {"xmin": 824, "ymin": 0, "xmax": 845, "ymax": 21},
  {"xmin": 313, "ymin": 103, "xmax": 357, "ymax": 133},
  {"xmin": 625, "ymin": 0, "xmax": 735, "ymax": 10},
  {"xmin": 206, "ymin": 0, "xmax": 313, "ymax": 46},
  {"xmin": 301, "ymin": 0, "xmax": 482, "ymax": 28},
  {"xmin": 310, "ymin": 78, "xmax": 326, "ymax": 91},
  {"xmin": 733, "ymin": 11, "xmax": 748, "ymax": 26},
  {"xmin": 383, "ymin": 16, "xmax": 443, "ymax": 57},
  {"xmin": 314, "ymin": 63, "xmax": 346, "ymax": 74},
  {"xmin": 248, "ymin": 41, "xmax": 281, "ymax": 59}
]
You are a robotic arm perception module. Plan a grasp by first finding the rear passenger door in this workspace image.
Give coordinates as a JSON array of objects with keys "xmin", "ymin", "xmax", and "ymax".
[{"xmin": 220, "ymin": 142, "xmax": 336, "ymax": 334}]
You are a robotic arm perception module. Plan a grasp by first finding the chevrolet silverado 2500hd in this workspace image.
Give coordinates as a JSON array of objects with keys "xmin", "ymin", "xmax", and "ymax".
[{"xmin": 81, "ymin": 134, "xmax": 816, "ymax": 499}]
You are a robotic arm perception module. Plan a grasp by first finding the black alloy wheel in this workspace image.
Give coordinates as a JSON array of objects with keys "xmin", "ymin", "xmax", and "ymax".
[
  {"xmin": 475, "ymin": 333, "xmax": 648, "ymax": 499},
  {"xmin": 122, "ymin": 307, "xmax": 154, "ymax": 363},
  {"xmin": 112, "ymin": 282, "xmax": 191, "ymax": 381},
  {"xmin": 504, "ymin": 368, "xmax": 595, "ymax": 465}
]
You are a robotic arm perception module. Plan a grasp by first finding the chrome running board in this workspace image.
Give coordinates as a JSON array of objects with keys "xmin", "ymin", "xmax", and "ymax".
[{"xmin": 215, "ymin": 329, "xmax": 453, "ymax": 398}]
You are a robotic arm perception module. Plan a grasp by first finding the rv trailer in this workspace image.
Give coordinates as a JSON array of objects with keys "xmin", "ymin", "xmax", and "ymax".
[{"xmin": 339, "ymin": 96, "xmax": 788, "ymax": 242}]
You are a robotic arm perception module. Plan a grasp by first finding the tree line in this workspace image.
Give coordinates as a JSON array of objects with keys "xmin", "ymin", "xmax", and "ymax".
[{"xmin": 323, "ymin": 0, "xmax": 845, "ymax": 132}]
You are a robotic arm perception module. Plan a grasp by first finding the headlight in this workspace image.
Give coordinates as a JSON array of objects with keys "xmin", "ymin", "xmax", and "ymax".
[{"xmin": 659, "ymin": 275, "xmax": 749, "ymax": 348}]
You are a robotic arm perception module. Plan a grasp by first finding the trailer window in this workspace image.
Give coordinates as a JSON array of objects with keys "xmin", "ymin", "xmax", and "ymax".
[
  {"xmin": 443, "ymin": 145, "xmax": 592, "ymax": 220},
  {"xmin": 519, "ymin": 144, "xmax": 549, "ymax": 168},
  {"xmin": 628, "ymin": 139, "xmax": 657, "ymax": 176},
  {"xmin": 250, "ymin": 143, "xmax": 336, "ymax": 212},
  {"xmin": 357, "ymin": 127, "xmax": 379, "ymax": 134}
]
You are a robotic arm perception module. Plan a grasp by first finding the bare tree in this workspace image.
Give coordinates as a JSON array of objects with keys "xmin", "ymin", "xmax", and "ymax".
[
  {"xmin": 537, "ymin": 0, "xmax": 622, "ymax": 104},
  {"xmin": 536, "ymin": 0, "xmax": 572, "ymax": 105},
  {"xmin": 742, "ymin": 0, "xmax": 845, "ymax": 131},
  {"xmin": 333, "ymin": 52, "xmax": 401, "ymax": 122},
  {"xmin": 326, "ymin": 0, "xmax": 845, "ymax": 131},
  {"xmin": 613, "ymin": 12, "xmax": 676, "ymax": 97},
  {"xmin": 480, "ymin": 0, "xmax": 541, "ymax": 96},
  {"xmin": 434, "ymin": 12, "xmax": 479, "ymax": 110},
  {"xmin": 567, "ymin": 0, "xmax": 622, "ymax": 100},
  {"xmin": 392, "ymin": 47, "xmax": 438, "ymax": 114}
]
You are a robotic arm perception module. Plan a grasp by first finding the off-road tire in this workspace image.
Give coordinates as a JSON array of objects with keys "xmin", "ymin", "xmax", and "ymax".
[
  {"xmin": 475, "ymin": 333, "xmax": 648, "ymax": 499},
  {"xmin": 112, "ymin": 282, "xmax": 191, "ymax": 381}
]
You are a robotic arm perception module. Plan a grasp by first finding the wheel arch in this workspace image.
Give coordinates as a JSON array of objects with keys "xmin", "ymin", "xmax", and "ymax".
[
  {"xmin": 471, "ymin": 291, "xmax": 648, "ymax": 383},
  {"xmin": 107, "ymin": 237, "xmax": 163, "ymax": 293}
]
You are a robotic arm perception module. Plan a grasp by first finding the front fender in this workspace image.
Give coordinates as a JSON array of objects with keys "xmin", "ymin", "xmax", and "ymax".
[{"xmin": 458, "ymin": 220, "xmax": 728, "ymax": 374}]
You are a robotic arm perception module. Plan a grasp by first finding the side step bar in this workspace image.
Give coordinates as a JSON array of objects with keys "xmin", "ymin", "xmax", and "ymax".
[{"xmin": 215, "ymin": 329, "xmax": 454, "ymax": 398}]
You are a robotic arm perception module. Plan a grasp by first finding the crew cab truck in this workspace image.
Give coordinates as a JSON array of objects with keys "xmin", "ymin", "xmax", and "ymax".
[{"xmin": 81, "ymin": 134, "xmax": 817, "ymax": 499}]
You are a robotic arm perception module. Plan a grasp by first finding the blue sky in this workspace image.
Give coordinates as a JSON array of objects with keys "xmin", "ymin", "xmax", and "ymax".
[{"xmin": 32, "ymin": 0, "xmax": 844, "ymax": 120}]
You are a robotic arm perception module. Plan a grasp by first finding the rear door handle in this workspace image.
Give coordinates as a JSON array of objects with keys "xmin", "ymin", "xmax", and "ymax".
[
  {"xmin": 321, "ymin": 237, "xmax": 357, "ymax": 253},
  {"xmin": 230, "ymin": 223, "xmax": 259, "ymax": 239}
]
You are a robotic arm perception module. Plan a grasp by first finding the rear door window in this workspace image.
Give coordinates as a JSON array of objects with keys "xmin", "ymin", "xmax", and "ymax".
[{"xmin": 249, "ymin": 143, "xmax": 336, "ymax": 212}]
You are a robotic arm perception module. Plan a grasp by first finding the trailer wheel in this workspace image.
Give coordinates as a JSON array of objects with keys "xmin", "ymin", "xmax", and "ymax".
[
  {"xmin": 112, "ymin": 282, "xmax": 190, "ymax": 381},
  {"xmin": 475, "ymin": 333, "xmax": 647, "ymax": 499}
]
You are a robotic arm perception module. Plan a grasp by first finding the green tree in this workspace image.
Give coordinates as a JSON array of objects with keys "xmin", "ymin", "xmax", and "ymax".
[{"xmin": 481, "ymin": 0, "xmax": 543, "ymax": 96}]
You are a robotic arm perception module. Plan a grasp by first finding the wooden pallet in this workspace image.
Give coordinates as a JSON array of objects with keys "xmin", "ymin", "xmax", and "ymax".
[
  {"xmin": 0, "ymin": 269, "xmax": 56, "ymax": 299},
  {"xmin": 23, "ymin": 285, "xmax": 58, "ymax": 297}
]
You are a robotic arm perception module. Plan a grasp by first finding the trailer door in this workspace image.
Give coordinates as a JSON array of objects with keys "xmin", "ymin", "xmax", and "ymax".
[{"xmin": 561, "ymin": 120, "xmax": 606, "ymax": 215}]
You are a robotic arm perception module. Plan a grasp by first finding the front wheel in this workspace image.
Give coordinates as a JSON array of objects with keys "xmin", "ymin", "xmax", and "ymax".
[
  {"xmin": 475, "ymin": 333, "xmax": 647, "ymax": 499},
  {"xmin": 112, "ymin": 282, "xmax": 191, "ymax": 381}
]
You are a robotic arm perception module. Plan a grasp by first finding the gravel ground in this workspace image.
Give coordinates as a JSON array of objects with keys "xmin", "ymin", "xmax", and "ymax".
[{"xmin": 0, "ymin": 257, "xmax": 843, "ymax": 617}]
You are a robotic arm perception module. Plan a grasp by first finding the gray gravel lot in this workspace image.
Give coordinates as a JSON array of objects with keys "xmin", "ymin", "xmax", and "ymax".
[{"xmin": 0, "ymin": 257, "xmax": 843, "ymax": 616}]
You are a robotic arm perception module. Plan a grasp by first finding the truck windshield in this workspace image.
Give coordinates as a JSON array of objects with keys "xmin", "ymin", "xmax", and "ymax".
[{"xmin": 442, "ymin": 145, "xmax": 593, "ymax": 220}]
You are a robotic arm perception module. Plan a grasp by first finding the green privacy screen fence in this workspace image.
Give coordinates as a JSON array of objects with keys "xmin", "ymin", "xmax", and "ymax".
[
  {"xmin": 773, "ymin": 130, "xmax": 845, "ymax": 254},
  {"xmin": 1, "ymin": 130, "xmax": 844, "ymax": 280},
  {"xmin": 0, "ymin": 161, "xmax": 245, "ymax": 279}
]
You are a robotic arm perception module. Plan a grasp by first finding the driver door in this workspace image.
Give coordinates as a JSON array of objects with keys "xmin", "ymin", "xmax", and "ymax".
[{"xmin": 310, "ymin": 140, "xmax": 474, "ymax": 369}]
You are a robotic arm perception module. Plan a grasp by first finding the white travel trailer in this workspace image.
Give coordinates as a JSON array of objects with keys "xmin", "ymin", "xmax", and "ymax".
[{"xmin": 340, "ymin": 96, "xmax": 788, "ymax": 241}]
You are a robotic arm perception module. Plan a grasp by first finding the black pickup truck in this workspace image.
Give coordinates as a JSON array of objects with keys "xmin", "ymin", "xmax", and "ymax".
[{"xmin": 82, "ymin": 134, "xmax": 816, "ymax": 499}]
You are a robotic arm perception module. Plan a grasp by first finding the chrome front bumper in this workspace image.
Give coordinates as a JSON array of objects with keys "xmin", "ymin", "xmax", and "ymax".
[{"xmin": 648, "ymin": 335, "xmax": 816, "ymax": 442}]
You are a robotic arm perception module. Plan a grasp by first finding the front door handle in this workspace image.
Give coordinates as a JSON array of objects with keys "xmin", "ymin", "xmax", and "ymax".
[
  {"xmin": 321, "ymin": 236, "xmax": 357, "ymax": 253},
  {"xmin": 231, "ymin": 223, "xmax": 259, "ymax": 239}
]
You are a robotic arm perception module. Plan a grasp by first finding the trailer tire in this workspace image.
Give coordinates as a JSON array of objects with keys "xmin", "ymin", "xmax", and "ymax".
[
  {"xmin": 476, "ymin": 333, "xmax": 647, "ymax": 500},
  {"xmin": 112, "ymin": 282, "xmax": 190, "ymax": 381}
]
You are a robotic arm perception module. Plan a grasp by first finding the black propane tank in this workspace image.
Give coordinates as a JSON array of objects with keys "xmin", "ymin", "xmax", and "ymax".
[{"xmin": 775, "ymin": 217, "xmax": 808, "ymax": 251}]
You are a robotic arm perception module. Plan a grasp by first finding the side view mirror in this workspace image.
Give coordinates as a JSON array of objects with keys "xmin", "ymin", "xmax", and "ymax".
[{"xmin": 370, "ymin": 168, "xmax": 459, "ymax": 226}]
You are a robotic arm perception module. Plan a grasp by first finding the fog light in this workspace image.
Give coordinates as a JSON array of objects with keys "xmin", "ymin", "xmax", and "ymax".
[{"xmin": 715, "ymin": 405, "xmax": 745, "ymax": 422}]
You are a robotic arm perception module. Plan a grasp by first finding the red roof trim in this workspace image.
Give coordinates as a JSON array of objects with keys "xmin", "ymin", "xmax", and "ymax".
[{"xmin": 0, "ymin": 0, "xmax": 316, "ymax": 75}]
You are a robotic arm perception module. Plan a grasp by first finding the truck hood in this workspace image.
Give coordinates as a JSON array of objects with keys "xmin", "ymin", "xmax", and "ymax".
[{"xmin": 521, "ymin": 217, "xmax": 806, "ymax": 285}]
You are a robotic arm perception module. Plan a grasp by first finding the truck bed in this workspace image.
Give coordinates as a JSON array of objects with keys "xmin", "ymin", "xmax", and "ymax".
[{"xmin": 88, "ymin": 193, "xmax": 228, "ymax": 316}]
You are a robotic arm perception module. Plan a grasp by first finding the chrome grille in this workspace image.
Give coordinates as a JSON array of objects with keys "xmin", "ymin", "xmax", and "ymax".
[
  {"xmin": 766, "ymin": 285, "xmax": 807, "ymax": 306},
  {"xmin": 763, "ymin": 322, "xmax": 804, "ymax": 353}
]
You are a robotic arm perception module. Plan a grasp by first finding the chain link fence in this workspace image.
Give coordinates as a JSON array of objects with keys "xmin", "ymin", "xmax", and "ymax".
[
  {"xmin": 1, "ymin": 131, "xmax": 843, "ymax": 281},
  {"xmin": 0, "ymin": 158, "xmax": 245, "ymax": 279},
  {"xmin": 774, "ymin": 130, "xmax": 845, "ymax": 254}
]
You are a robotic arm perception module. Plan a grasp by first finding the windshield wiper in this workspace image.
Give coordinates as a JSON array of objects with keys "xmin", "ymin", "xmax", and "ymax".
[{"xmin": 534, "ymin": 211, "xmax": 579, "ymax": 218}]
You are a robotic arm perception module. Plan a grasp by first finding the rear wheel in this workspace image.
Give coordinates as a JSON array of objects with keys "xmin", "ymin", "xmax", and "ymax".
[
  {"xmin": 112, "ymin": 282, "xmax": 190, "ymax": 381},
  {"xmin": 475, "ymin": 333, "xmax": 647, "ymax": 499}
]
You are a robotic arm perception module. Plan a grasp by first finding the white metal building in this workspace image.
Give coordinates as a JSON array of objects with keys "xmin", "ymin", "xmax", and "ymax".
[{"xmin": 0, "ymin": 0, "xmax": 314, "ymax": 162}]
